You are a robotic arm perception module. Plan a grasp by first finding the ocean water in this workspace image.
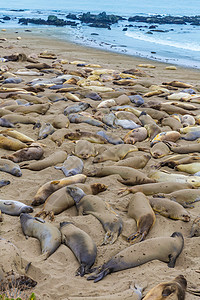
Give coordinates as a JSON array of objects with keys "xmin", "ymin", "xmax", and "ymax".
[{"xmin": 0, "ymin": 0, "xmax": 200, "ymax": 68}]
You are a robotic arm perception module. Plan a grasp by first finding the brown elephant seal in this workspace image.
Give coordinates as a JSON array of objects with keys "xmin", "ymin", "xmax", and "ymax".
[
  {"xmin": 20, "ymin": 213, "xmax": 61, "ymax": 259},
  {"xmin": 20, "ymin": 150, "xmax": 67, "ymax": 171},
  {"xmin": 175, "ymin": 162, "xmax": 200, "ymax": 174},
  {"xmin": 93, "ymin": 144, "xmax": 137, "ymax": 163},
  {"xmin": 115, "ymin": 154, "xmax": 151, "ymax": 169},
  {"xmin": 159, "ymin": 154, "xmax": 200, "ymax": 169},
  {"xmin": 118, "ymin": 182, "xmax": 193, "ymax": 196},
  {"xmin": 65, "ymin": 130, "xmax": 107, "ymax": 144},
  {"xmin": 38, "ymin": 122, "xmax": 55, "ymax": 140},
  {"xmin": 151, "ymin": 131, "xmax": 181, "ymax": 147},
  {"xmin": 155, "ymin": 189, "xmax": 200, "ymax": 208},
  {"xmin": 190, "ymin": 216, "xmax": 200, "ymax": 237},
  {"xmin": 14, "ymin": 103, "xmax": 50, "ymax": 115},
  {"xmin": 51, "ymin": 128, "xmax": 69, "ymax": 146},
  {"xmin": 143, "ymin": 275, "xmax": 187, "ymax": 300},
  {"xmin": 161, "ymin": 116, "xmax": 183, "ymax": 131},
  {"xmin": 73, "ymin": 140, "xmax": 98, "ymax": 159},
  {"xmin": 127, "ymin": 192, "xmax": 156, "ymax": 242},
  {"xmin": 0, "ymin": 129, "xmax": 34, "ymax": 143},
  {"xmin": 0, "ymin": 134, "xmax": 28, "ymax": 151},
  {"xmin": 150, "ymin": 142, "xmax": 171, "ymax": 159},
  {"xmin": 55, "ymin": 155, "xmax": 83, "ymax": 176},
  {"xmin": 67, "ymin": 186, "xmax": 123, "ymax": 245},
  {"xmin": 2, "ymin": 113, "xmax": 41, "ymax": 126},
  {"xmin": 139, "ymin": 111, "xmax": 157, "ymax": 126},
  {"xmin": 2, "ymin": 143, "xmax": 44, "ymax": 163},
  {"xmin": 165, "ymin": 142, "xmax": 200, "ymax": 154},
  {"xmin": 60, "ymin": 222, "xmax": 97, "ymax": 276},
  {"xmin": 87, "ymin": 232, "xmax": 184, "ymax": 282},
  {"xmin": 52, "ymin": 114, "xmax": 69, "ymax": 129},
  {"xmin": 85, "ymin": 165, "xmax": 155, "ymax": 186},
  {"xmin": 0, "ymin": 200, "xmax": 33, "ymax": 216},
  {"xmin": 32, "ymin": 174, "xmax": 87, "ymax": 206},
  {"xmin": 0, "ymin": 158, "xmax": 22, "ymax": 176},
  {"xmin": 144, "ymin": 123, "xmax": 162, "ymax": 140},
  {"xmin": 149, "ymin": 197, "xmax": 190, "ymax": 221},
  {"xmin": 35, "ymin": 187, "xmax": 75, "ymax": 220},
  {"xmin": 123, "ymin": 127, "xmax": 147, "ymax": 144}
]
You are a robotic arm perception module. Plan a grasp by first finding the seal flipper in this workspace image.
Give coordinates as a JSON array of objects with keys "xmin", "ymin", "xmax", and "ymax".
[{"xmin": 87, "ymin": 267, "xmax": 111, "ymax": 282}]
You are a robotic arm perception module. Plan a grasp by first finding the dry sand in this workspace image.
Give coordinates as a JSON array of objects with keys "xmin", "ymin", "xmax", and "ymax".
[{"xmin": 0, "ymin": 28, "xmax": 200, "ymax": 299}]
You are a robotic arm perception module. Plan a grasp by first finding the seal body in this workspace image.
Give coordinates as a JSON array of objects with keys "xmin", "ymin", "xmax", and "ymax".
[
  {"xmin": 143, "ymin": 275, "xmax": 187, "ymax": 300},
  {"xmin": 0, "ymin": 134, "xmax": 28, "ymax": 151},
  {"xmin": 20, "ymin": 213, "xmax": 61, "ymax": 258},
  {"xmin": 87, "ymin": 232, "xmax": 184, "ymax": 282},
  {"xmin": 160, "ymin": 189, "xmax": 200, "ymax": 208},
  {"xmin": 0, "ymin": 158, "xmax": 22, "ymax": 176},
  {"xmin": 0, "ymin": 200, "xmax": 33, "ymax": 216},
  {"xmin": 115, "ymin": 154, "xmax": 150, "ymax": 169},
  {"xmin": 60, "ymin": 222, "xmax": 97, "ymax": 276},
  {"xmin": 190, "ymin": 216, "xmax": 200, "ymax": 237},
  {"xmin": 0, "ymin": 180, "xmax": 10, "ymax": 188},
  {"xmin": 2, "ymin": 144, "xmax": 44, "ymax": 163},
  {"xmin": 74, "ymin": 140, "xmax": 97, "ymax": 159},
  {"xmin": 128, "ymin": 192, "xmax": 156, "ymax": 242},
  {"xmin": 55, "ymin": 155, "xmax": 83, "ymax": 176},
  {"xmin": 67, "ymin": 186, "xmax": 122, "ymax": 245}
]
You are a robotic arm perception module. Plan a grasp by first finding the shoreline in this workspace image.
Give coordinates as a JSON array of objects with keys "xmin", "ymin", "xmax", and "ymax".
[{"xmin": 2, "ymin": 28, "xmax": 200, "ymax": 75}]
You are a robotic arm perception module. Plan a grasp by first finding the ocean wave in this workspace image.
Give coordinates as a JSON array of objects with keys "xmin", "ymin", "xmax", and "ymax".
[{"xmin": 125, "ymin": 31, "xmax": 200, "ymax": 52}]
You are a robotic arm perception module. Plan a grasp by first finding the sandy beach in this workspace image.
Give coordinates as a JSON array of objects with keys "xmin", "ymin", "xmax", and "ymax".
[{"xmin": 0, "ymin": 28, "xmax": 200, "ymax": 299}]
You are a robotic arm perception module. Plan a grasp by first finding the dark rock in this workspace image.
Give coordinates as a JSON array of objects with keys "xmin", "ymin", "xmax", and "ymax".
[
  {"xmin": 2, "ymin": 16, "xmax": 11, "ymax": 20},
  {"xmin": 122, "ymin": 28, "xmax": 128, "ymax": 31},
  {"xmin": 149, "ymin": 25, "xmax": 157, "ymax": 29},
  {"xmin": 91, "ymin": 33, "xmax": 99, "ymax": 35},
  {"xmin": 78, "ymin": 11, "xmax": 124, "ymax": 29},
  {"xmin": 18, "ymin": 15, "xmax": 69, "ymax": 26},
  {"xmin": 66, "ymin": 13, "xmax": 79, "ymax": 20},
  {"xmin": 146, "ymin": 31, "xmax": 153, "ymax": 34}
]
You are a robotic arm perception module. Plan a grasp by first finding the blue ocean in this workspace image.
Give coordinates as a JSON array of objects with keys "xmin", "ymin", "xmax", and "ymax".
[{"xmin": 0, "ymin": 0, "xmax": 200, "ymax": 68}]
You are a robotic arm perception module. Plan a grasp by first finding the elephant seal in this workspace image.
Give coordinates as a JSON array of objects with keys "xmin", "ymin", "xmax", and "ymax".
[
  {"xmin": 190, "ymin": 216, "xmax": 200, "ymax": 237},
  {"xmin": 51, "ymin": 128, "xmax": 69, "ymax": 146},
  {"xmin": 65, "ymin": 130, "xmax": 107, "ymax": 144},
  {"xmin": 96, "ymin": 131, "xmax": 123, "ymax": 145},
  {"xmin": 14, "ymin": 103, "xmax": 50, "ymax": 115},
  {"xmin": 166, "ymin": 142, "xmax": 200, "ymax": 154},
  {"xmin": 85, "ymin": 165, "xmax": 155, "ymax": 186},
  {"xmin": 38, "ymin": 123, "xmax": 55, "ymax": 140},
  {"xmin": 0, "ymin": 117, "xmax": 15, "ymax": 128},
  {"xmin": 0, "ymin": 158, "xmax": 22, "ymax": 176},
  {"xmin": 143, "ymin": 275, "xmax": 187, "ymax": 300},
  {"xmin": 2, "ymin": 114, "xmax": 40, "ymax": 126},
  {"xmin": 73, "ymin": 140, "xmax": 98, "ymax": 159},
  {"xmin": 20, "ymin": 213, "xmax": 61, "ymax": 259},
  {"xmin": 35, "ymin": 187, "xmax": 75, "ymax": 220},
  {"xmin": 115, "ymin": 154, "xmax": 150, "ymax": 169},
  {"xmin": 181, "ymin": 130, "xmax": 200, "ymax": 141},
  {"xmin": 60, "ymin": 222, "xmax": 97, "ymax": 276},
  {"xmin": 93, "ymin": 144, "xmax": 138, "ymax": 163},
  {"xmin": 87, "ymin": 232, "xmax": 184, "ymax": 282},
  {"xmin": 151, "ymin": 131, "xmax": 181, "ymax": 147},
  {"xmin": 139, "ymin": 111, "xmax": 156, "ymax": 126},
  {"xmin": 156, "ymin": 189, "xmax": 200, "ymax": 208},
  {"xmin": 0, "ymin": 129, "xmax": 34, "ymax": 143},
  {"xmin": 67, "ymin": 186, "xmax": 123, "ymax": 245},
  {"xmin": 144, "ymin": 123, "xmax": 162, "ymax": 140},
  {"xmin": 32, "ymin": 174, "xmax": 87, "ymax": 206},
  {"xmin": 55, "ymin": 155, "xmax": 83, "ymax": 176},
  {"xmin": 176, "ymin": 162, "xmax": 200, "ymax": 174},
  {"xmin": 150, "ymin": 142, "xmax": 171, "ymax": 159},
  {"xmin": 159, "ymin": 154, "xmax": 200, "ymax": 169},
  {"xmin": 181, "ymin": 114, "xmax": 195, "ymax": 127},
  {"xmin": 127, "ymin": 192, "xmax": 156, "ymax": 242},
  {"xmin": 2, "ymin": 143, "xmax": 44, "ymax": 163},
  {"xmin": 123, "ymin": 127, "xmax": 147, "ymax": 144},
  {"xmin": 52, "ymin": 114, "xmax": 69, "ymax": 129},
  {"xmin": 161, "ymin": 116, "xmax": 182, "ymax": 131},
  {"xmin": 20, "ymin": 150, "xmax": 67, "ymax": 171},
  {"xmin": 0, "ymin": 134, "xmax": 28, "ymax": 151},
  {"xmin": 149, "ymin": 197, "xmax": 190, "ymax": 221},
  {"xmin": 64, "ymin": 102, "xmax": 90, "ymax": 115},
  {"xmin": 0, "ymin": 200, "xmax": 33, "ymax": 216},
  {"xmin": 0, "ymin": 180, "xmax": 10, "ymax": 188},
  {"xmin": 118, "ymin": 182, "xmax": 193, "ymax": 196}
]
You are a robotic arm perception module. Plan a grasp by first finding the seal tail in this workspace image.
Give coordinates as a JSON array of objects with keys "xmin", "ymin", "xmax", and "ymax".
[{"xmin": 87, "ymin": 267, "xmax": 111, "ymax": 283}]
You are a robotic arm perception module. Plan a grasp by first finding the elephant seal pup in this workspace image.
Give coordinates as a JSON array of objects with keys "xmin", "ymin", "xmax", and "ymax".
[
  {"xmin": 166, "ymin": 142, "xmax": 200, "ymax": 154},
  {"xmin": 67, "ymin": 186, "xmax": 123, "ymax": 245},
  {"xmin": 149, "ymin": 197, "xmax": 190, "ymax": 221},
  {"xmin": 0, "ymin": 134, "xmax": 28, "ymax": 151},
  {"xmin": 151, "ymin": 131, "xmax": 181, "ymax": 147},
  {"xmin": 60, "ymin": 222, "xmax": 97, "ymax": 276},
  {"xmin": 190, "ymin": 216, "xmax": 200, "ymax": 237},
  {"xmin": 87, "ymin": 232, "xmax": 184, "ymax": 282},
  {"xmin": 156, "ymin": 189, "xmax": 200, "ymax": 208},
  {"xmin": 176, "ymin": 162, "xmax": 200, "ymax": 174},
  {"xmin": 52, "ymin": 114, "xmax": 69, "ymax": 129},
  {"xmin": 149, "ymin": 170, "xmax": 200, "ymax": 187},
  {"xmin": 85, "ymin": 166, "xmax": 155, "ymax": 186},
  {"xmin": 150, "ymin": 142, "xmax": 171, "ymax": 159},
  {"xmin": 127, "ymin": 192, "xmax": 156, "ymax": 242},
  {"xmin": 143, "ymin": 275, "xmax": 187, "ymax": 300},
  {"xmin": 51, "ymin": 128, "xmax": 69, "ymax": 146},
  {"xmin": 32, "ymin": 174, "xmax": 87, "ymax": 206},
  {"xmin": 0, "ymin": 158, "xmax": 22, "ymax": 176},
  {"xmin": 144, "ymin": 123, "xmax": 162, "ymax": 140},
  {"xmin": 96, "ymin": 131, "xmax": 123, "ymax": 145},
  {"xmin": 118, "ymin": 181, "xmax": 193, "ymax": 196},
  {"xmin": 73, "ymin": 140, "xmax": 98, "ymax": 159},
  {"xmin": 115, "ymin": 154, "xmax": 150, "ymax": 169},
  {"xmin": 0, "ymin": 180, "xmax": 10, "ymax": 188},
  {"xmin": 3, "ymin": 113, "xmax": 40, "ymax": 126},
  {"xmin": 123, "ymin": 127, "xmax": 147, "ymax": 144},
  {"xmin": 38, "ymin": 122, "xmax": 55, "ymax": 140},
  {"xmin": 2, "ymin": 143, "xmax": 44, "ymax": 163},
  {"xmin": 0, "ymin": 129, "xmax": 34, "ymax": 143},
  {"xmin": 35, "ymin": 187, "xmax": 75, "ymax": 220},
  {"xmin": 159, "ymin": 153, "xmax": 200, "ymax": 169},
  {"xmin": 93, "ymin": 144, "xmax": 138, "ymax": 163},
  {"xmin": 65, "ymin": 130, "xmax": 108, "ymax": 144},
  {"xmin": 20, "ymin": 213, "xmax": 61, "ymax": 259},
  {"xmin": 55, "ymin": 155, "xmax": 83, "ymax": 176},
  {"xmin": 0, "ymin": 200, "xmax": 33, "ymax": 216},
  {"xmin": 20, "ymin": 150, "xmax": 67, "ymax": 171}
]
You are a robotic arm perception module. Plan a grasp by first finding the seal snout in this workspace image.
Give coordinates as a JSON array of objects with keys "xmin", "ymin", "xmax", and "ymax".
[{"xmin": 21, "ymin": 206, "xmax": 33, "ymax": 214}]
